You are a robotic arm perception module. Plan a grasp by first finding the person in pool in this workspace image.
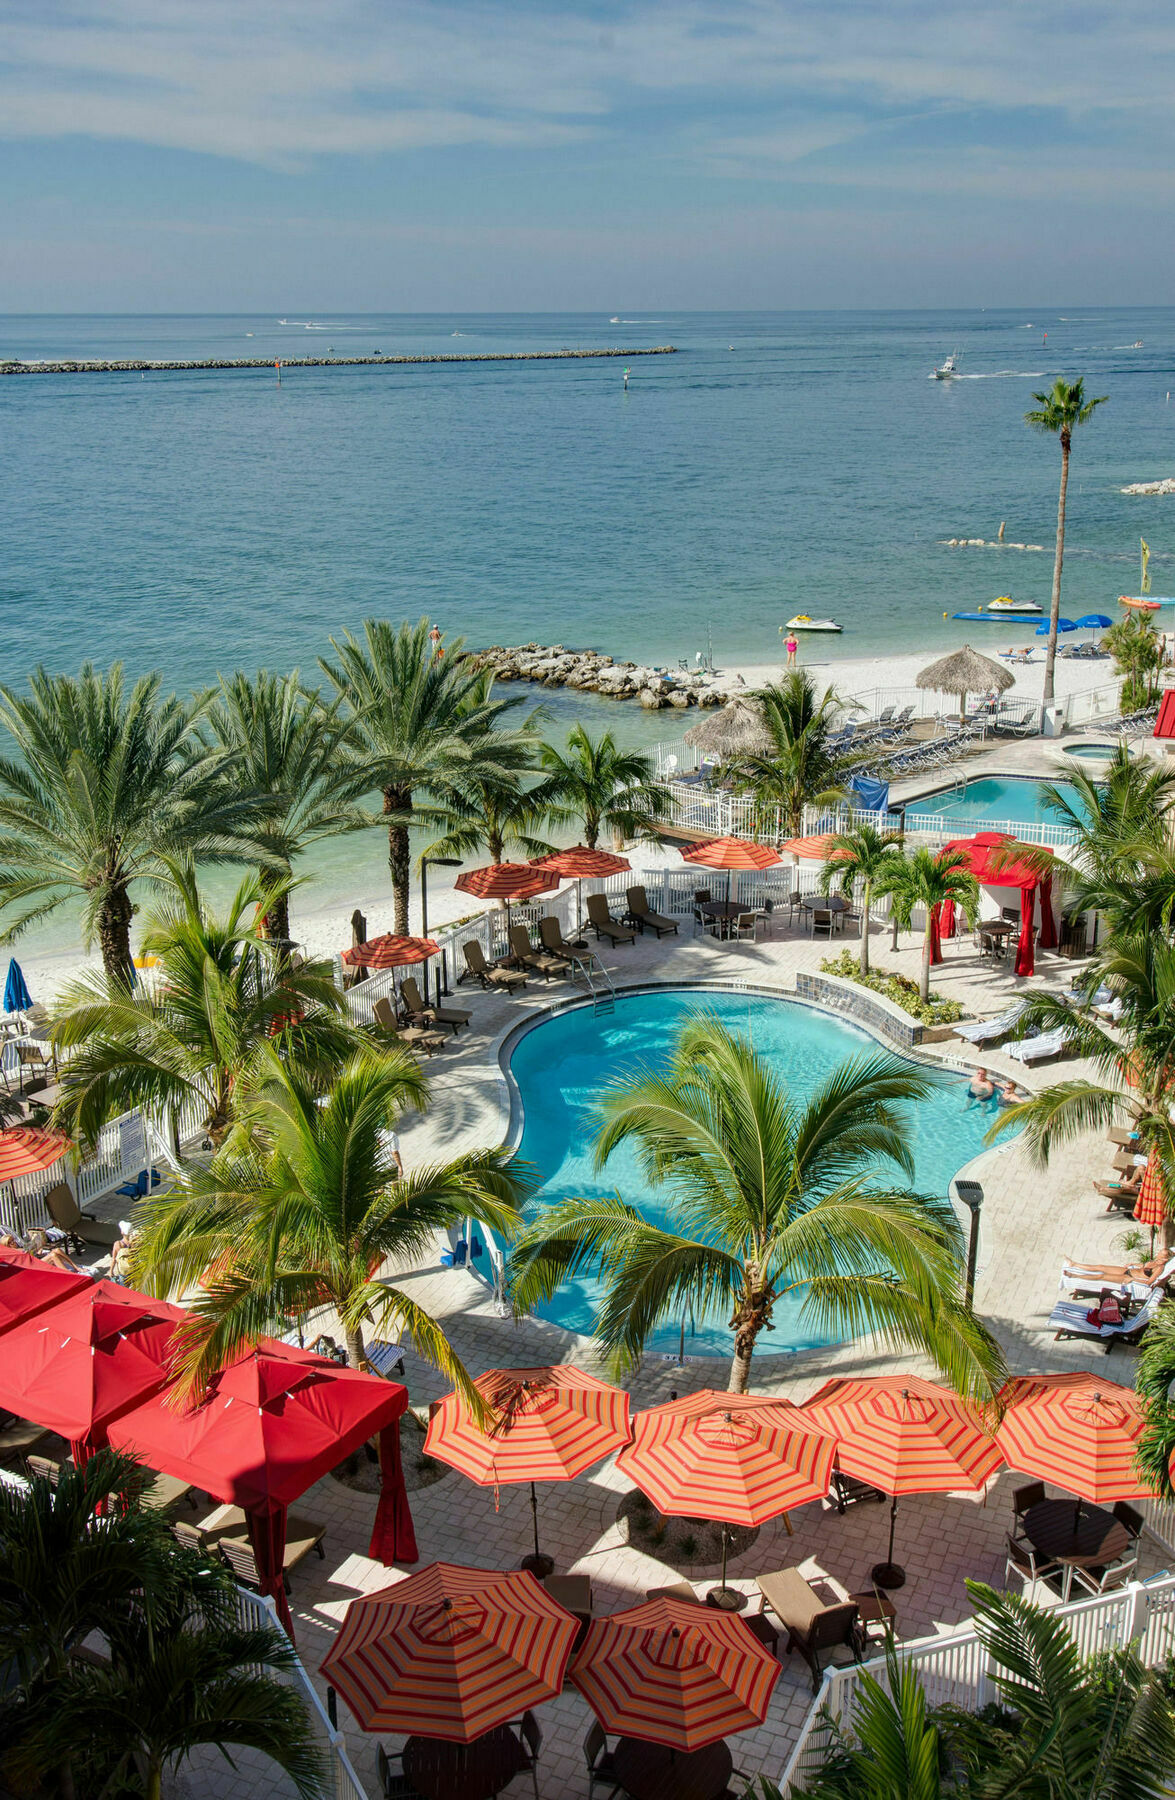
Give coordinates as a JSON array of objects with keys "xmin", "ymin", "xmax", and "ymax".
[{"xmin": 967, "ymin": 1067, "xmax": 996, "ymax": 1103}]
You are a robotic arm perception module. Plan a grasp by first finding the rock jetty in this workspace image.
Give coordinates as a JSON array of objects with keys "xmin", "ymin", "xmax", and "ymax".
[
  {"xmin": 469, "ymin": 643, "xmax": 737, "ymax": 710},
  {"xmin": 1121, "ymin": 477, "xmax": 1175, "ymax": 495},
  {"xmin": 939, "ymin": 538, "xmax": 1046, "ymax": 551},
  {"xmin": 0, "ymin": 347, "xmax": 677, "ymax": 377}
]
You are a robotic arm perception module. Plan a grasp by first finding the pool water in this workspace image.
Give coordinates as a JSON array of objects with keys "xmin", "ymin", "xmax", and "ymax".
[
  {"xmin": 504, "ymin": 989, "xmax": 996, "ymax": 1356},
  {"xmin": 906, "ymin": 775, "xmax": 1083, "ymax": 832},
  {"xmin": 1061, "ymin": 743, "xmax": 1118, "ymax": 762}
]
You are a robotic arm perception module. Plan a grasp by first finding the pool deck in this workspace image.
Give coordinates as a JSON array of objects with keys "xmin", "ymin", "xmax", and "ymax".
[{"xmin": 169, "ymin": 910, "xmax": 1156, "ymax": 1800}]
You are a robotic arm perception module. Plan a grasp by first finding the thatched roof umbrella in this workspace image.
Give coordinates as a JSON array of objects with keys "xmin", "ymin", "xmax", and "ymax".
[
  {"xmin": 915, "ymin": 646, "xmax": 1014, "ymax": 723},
  {"xmin": 683, "ymin": 698, "xmax": 774, "ymax": 762}
]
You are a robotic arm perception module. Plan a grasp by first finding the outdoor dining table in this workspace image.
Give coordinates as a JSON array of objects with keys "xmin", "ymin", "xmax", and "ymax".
[
  {"xmin": 402, "ymin": 1725, "xmax": 528, "ymax": 1800},
  {"xmin": 695, "ymin": 899, "xmax": 750, "ymax": 940},
  {"xmin": 800, "ymin": 895, "xmax": 850, "ymax": 933},
  {"xmin": 977, "ymin": 920, "xmax": 1014, "ymax": 959},
  {"xmin": 1021, "ymin": 1499, "xmax": 1130, "ymax": 1600},
  {"xmin": 612, "ymin": 1735, "xmax": 733, "ymax": 1800}
]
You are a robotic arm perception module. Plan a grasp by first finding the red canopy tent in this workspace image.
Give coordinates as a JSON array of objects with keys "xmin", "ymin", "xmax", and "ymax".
[
  {"xmin": 1154, "ymin": 691, "xmax": 1175, "ymax": 739},
  {"xmin": 936, "ymin": 832, "xmax": 1057, "ymax": 977},
  {"xmin": 108, "ymin": 1339, "xmax": 415, "ymax": 1633},
  {"xmin": 0, "ymin": 1246, "xmax": 90, "ymax": 1335}
]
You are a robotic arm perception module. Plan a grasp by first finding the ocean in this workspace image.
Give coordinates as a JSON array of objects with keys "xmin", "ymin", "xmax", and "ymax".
[{"xmin": 1, "ymin": 307, "xmax": 1171, "ymax": 958}]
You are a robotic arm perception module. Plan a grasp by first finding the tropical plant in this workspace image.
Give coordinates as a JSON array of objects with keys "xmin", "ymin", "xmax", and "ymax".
[
  {"xmin": 878, "ymin": 848, "xmax": 980, "ymax": 1003},
  {"xmin": 1032, "ymin": 748, "xmax": 1175, "ymax": 935},
  {"xmin": 320, "ymin": 618, "xmax": 533, "ymax": 932},
  {"xmin": 722, "ymin": 673, "xmax": 857, "ymax": 838},
  {"xmin": 1105, "ymin": 612, "xmax": 1166, "ymax": 713},
  {"xmin": 0, "ymin": 663, "xmax": 266, "ymax": 985},
  {"xmin": 789, "ymin": 1580, "xmax": 1175, "ymax": 1800},
  {"xmin": 201, "ymin": 669, "xmax": 369, "ymax": 945},
  {"xmin": 130, "ymin": 1046, "xmax": 527, "ymax": 1407},
  {"xmin": 0, "ymin": 1452, "xmax": 324, "ymax": 1800},
  {"xmin": 50, "ymin": 864, "xmax": 359, "ymax": 1149},
  {"xmin": 819, "ymin": 951, "xmax": 965, "ymax": 1027},
  {"xmin": 818, "ymin": 823, "xmax": 904, "ymax": 975},
  {"xmin": 536, "ymin": 723, "xmax": 671, "ymax": 849},
  {"xmin": 1024, "ymin": 378, "xmax": 1108, "ymax": 709},
  {"xmin": 510, "ymin": 1014, "xmax": 1004, "ymax": 1397},
  {"xmin": 1135, "ymin": 1307, "xmax": 1175, "ymax": 1498},
  {"xmin": 428, "ymin": 672, "xmax": 554, "ymax": 866}
]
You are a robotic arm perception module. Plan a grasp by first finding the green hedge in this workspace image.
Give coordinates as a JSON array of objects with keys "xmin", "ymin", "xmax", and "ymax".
[{"xmin": 819, "ymin": 950, "xmax": 966, "ymax": 1025}]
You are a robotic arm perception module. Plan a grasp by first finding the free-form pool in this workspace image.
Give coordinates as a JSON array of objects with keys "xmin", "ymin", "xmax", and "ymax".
[
  {"xmin": 503, "ymin": 988, "xmax": 996, "ymax": 1356},
  {"xmin": 905, "ymin": 774, "xmax": 1083, "ymax": 836}
]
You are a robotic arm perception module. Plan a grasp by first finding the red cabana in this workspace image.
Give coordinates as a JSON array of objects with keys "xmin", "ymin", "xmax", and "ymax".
[
  {"xmin": 108, "ymin": 1339, "xmax": 415, "ymax": 1633},
  {"xmin": 937, "ymin": 832, "xmax": 1057, "ymax": 977},
  {"xmin": 0, "ymin": 1247, "xmax": 90, "ymax": 1335},
  {"xmin": 1154, "ymin": 691, "xmax": 1175, "ymax": 740}
]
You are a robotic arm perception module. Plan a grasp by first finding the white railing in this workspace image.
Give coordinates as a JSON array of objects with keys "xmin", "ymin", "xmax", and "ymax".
[
  {"xmin": 231, "ymin": 1589, "xmax": 369, "ymax": 1800},
  {"xmin": 779, "ymin": 1574, "xmax": 1175, "ymax": 1795},
  {"xmin": 802, "ymin": 801, "xmax": 1079, "ymax": 852},
  {"xmin": 1065, "ymin": 678, "xmax": 1124, "ymax": 726}
]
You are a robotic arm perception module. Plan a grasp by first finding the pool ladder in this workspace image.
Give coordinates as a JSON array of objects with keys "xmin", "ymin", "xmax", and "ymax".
[{"xmin": 570, "ymin": 954, "xmax": 616, "ymax": 1014}]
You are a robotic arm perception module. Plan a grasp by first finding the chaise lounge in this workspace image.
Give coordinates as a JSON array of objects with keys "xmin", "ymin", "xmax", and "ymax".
[
  {"xmin": 586, "ymin": 895, "xmax": 636, "ymax": 946},
  {"xmin": 756, "ymin": 1568, "xmax": 863, "ymax": 1693},
  {"xmin": 508, "ymin": 923, "xmax": 570, "ymax": 981},
  {"xmin": 625, "ymin": 885, "xmax": 679, "ymax": 938},
  {"xmin": 399, "ymin": 975, "xmax": 471, "ymax": 1035},
  {"xmin": 462, "ymin": 940, "xmax": 528, "ymax": 992},
  {"xmin": 953, "ymin": 1003, "xmax": 1026, "ymax": 1046},
  {"xmin": 1048, "ymin": 1285, "xmax": 1165, "ymax": 1351}
]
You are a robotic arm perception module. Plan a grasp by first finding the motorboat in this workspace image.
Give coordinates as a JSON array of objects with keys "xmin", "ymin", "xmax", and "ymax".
[
  {"xmin": 933, "ymin": 352, "xmax": 961, "ymax": 380},
  {"xmin": 987, "ymin": 595, "xmax": 1042, "ymax": 615},
  {"xmin": 785, "ymin": 614, "xmax": 842, "ymax": 633},
  {"xmin": 952, "ymin": 596, "xmax": 1042, "ymax": 622}
]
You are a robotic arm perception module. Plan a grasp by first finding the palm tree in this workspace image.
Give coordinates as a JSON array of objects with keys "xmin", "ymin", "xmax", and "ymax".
[
  {"xmin": 1025, "ymin": 378, "xmax": 1108, "ymax": 710},
  {"xmin": 426, "ymin": 771, "xmax": 559, "ymax": 867},
  {"xmin": 1034, "ymin": 751, "xmax": 1175, "ymax": 936},
  {"xmin": 510, "ymin": 1015, "xmax": 1004, "ymax": 1397},
  {"xmin": 131, "ymin": 1046, "xmax": 527, "ymax": 1408},
  {"xmin": 880, "ymin": 848, "xmax": 980, "ymax": 1003},
  {"xmin": 725, "ymin": 674, "xmax": 855, "ymax": 838},
  {"xmin": 320, "ymin": 618, "xmax": 533, "ymax": 932},
  {"xmin": 201, "ymin": 670, "xmax": 369, "ymax": 946},
  {"xmin": 50, "ymin": 864, "xmax": 359, "ymax": 1149},
  {"xmin": 819, "ymin": 823, "xmax": 904, "ymax": 975},
  {"xmin": 536, "ymin": 723, "xmax": 670, "ymax": 849},
  {"xmin": 0, "ymin": 664, "xmax": 265, "ymax": 985}
]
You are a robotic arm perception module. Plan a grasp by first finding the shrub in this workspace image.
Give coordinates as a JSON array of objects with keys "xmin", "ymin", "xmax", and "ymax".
[{"xmin": 820, "ymin": 950, "xmax": 965, "ymax": 1025}]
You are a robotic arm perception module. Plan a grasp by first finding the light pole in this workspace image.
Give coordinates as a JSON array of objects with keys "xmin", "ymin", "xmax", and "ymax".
[
  {"xmin": 420, "ymin": 857, "xmax": 461, "ymax": 1009},
  {"xmin": 954, "ymin": 1179, "xmax": 984, "ymax": 1308}
]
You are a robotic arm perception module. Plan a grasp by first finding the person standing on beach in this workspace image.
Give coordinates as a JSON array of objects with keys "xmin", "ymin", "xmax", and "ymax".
[
  {"xmin": 786, "ymin": 634, "xmax": 798, "ymax": 668},
  {"xmin": 428, "ymin": 624, "xmax": 444, "ymax": 660}
]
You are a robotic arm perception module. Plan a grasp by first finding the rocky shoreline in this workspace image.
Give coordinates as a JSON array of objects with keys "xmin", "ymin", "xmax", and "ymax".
[
  {"xmin": 0, "ymin": 347, "xmax": 677, "ymax": 376},
  {"xmin": 470, "ymin": 642, "xmax": 738, "ymax": 709},
  {"xmin": 1121, "ymin": 477, "xmax": 1175, "ymax": 495}
]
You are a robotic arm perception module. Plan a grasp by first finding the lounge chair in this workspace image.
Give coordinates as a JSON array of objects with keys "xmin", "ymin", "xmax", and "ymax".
[
  {"xmin": 371, "ymin": 996, "xmax": 447, "ymax": 1056},
  {"xmin": 586, "ymin": 895, "xmax": 636, "ymax": 946},
  {"xmin": 44, "ymin": 1183, "xmax": 120, "ymax": 1254},
  {"xmin": 462, "ymin": 940, "xmax": 527, "ymax": 991},
  {"xmin": 1059, "ymin": 1252, "xmax": 1175, "ymax": 1302},
  {"xmin": 539, "ymin": 917, "xmax": 598, "ymax": 966},
  {"xmin": 217, "ymin": 1515, "xmax": 327, "ymax": 1592},
  {"xmin": 399, "ymin": 975, "xmax": 471, "ymax": 1035},
  {"xmin": 625, "ymin": 885, "xmax": 679, "ymax": 938},
  {"xmin": 756, "ymin": 1568, "xmax": 862, "ymax": 1693},
  {"xmin": 953, "ymin": 1004, "xmax": 1025, "ymax": 1046},
  {"xmin": 508, "ymin": 923, "xmax": 570, "ymax": 981},
  {"xmin": 1005, "ymin": 1028, "xmax": 1069, "ymax": 1065},
  {"xmin": 645, "ymin": 1580, "xmax": 702, "ymax": 1604},
  {"xmin": 1048, "ymin": 1286, "xmax": 1165, "ymax": 1352}
]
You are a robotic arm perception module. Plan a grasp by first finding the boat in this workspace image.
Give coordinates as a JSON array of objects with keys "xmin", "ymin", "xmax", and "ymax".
[
  {"xmin": 951, "ymin": 596, "xmax": 1042, "ymax": 622},
  {"xmin": 1120, "ymin": 594, "xmax": 1163, "ymax": 611},
  {"xmin": 987, "ymin": 595, "xmax": 1042, "ymax": 615},
  {"xmin": 933, "ymin": 352, "xmax": 961, "ymax": 380},
  {"xmin": 785, "ymin": 614, "xmax": 842, "ymax": 633}
]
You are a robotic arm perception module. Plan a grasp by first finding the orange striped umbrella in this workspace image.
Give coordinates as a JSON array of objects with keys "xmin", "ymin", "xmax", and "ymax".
[
  {"xmin": 802, "ymin": 1375, "xmax": 1003, "ymax": 1589},
  {"xmin": 996, "ymin": 1374, "xmax": 1154, "ymax": 1503},
  {"xmin": 777, "ymin": 833, "xmax": 849, "ymax": 862},
  {"xmin": 321, "ymin": 1561, "xmax": 578, "ymax": 1741},
  {"xmin": 682, "ymin": 836, "xmax": 782, "ymax": 871},
  {"xmin": 529, "ymin": 846, "xmax": 631, "ymax": 879},
  {"xmin": 570, "ymin": 1596, "xmax": 780, "ymax": 1752},
  {"xmin": 425, "ymin": 1367, "xmax": 632, "ymax": 1575},
  {"xmin": 454, "ymin": 863, "xmax": 560, "ymax": 902},
  {"xmin": 0, "ymin": 1127, "xmax": 70, "ymax": 1182},
  {"xmin": 1135, "ymin": 1155, "xmax": 1166, "ymax": 1231},
  {"xmin": 340, "ymin": 934, "xmax": 440, "ymax": 969}
]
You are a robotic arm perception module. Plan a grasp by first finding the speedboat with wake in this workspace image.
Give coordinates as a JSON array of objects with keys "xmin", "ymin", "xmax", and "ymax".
[{"xmin": 933, "ymin": 352, "xmax": 961, "ymax": 380}]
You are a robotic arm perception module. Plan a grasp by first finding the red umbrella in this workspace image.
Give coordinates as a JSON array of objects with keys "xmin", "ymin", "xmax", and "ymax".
[
  {"xmin": 322, "ymin": 1562, "xmax": 578, "ymax": 1741},
  {"xmin": 0, "ymin": 1279, "xmax": 183, "ymax": 1463},
  {"xmin": 0, "ymin": 1127, "xmax": 70, "ymax": 1182},
  {"xmin": 682, "ymin": 837, "xmax": 782, "ymax": 871},
  {"xmin": 0, "ymin": 1247, "xmax": 89, "ymax": 1336},
  {"xmin": 341, "ymin": 935, "xmax": 440, "ymax": 970},
  {"xmin": 996, "ymin": 1374, "xmax": 1154, "ymax": 1505},
  {"xmin": 529, "ymin": 846, "xmax": 632, "ymax": 937},
  {"xmin": 454, "ymin": 864, "xmax": 560, "ymax": 902}
]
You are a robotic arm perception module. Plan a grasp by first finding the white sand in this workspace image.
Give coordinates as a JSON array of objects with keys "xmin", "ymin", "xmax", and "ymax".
[{"xmin": 718, "ymin": 645, "xmax": 1120, "ymax": 707}]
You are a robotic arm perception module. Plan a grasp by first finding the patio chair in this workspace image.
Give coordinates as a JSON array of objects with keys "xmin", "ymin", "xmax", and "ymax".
[
  {"xmin": 377, "ymin": 1745, "xmax": 425, "ymax": 1800},
  {"xmin": 462, "ymin": 940, "xmax": 527, "ymax": 991},
  {"xmin": 625, "ymin": 885, "xmax": 679, "ymax": 938},
  {"xmin": 539, "ymin": 916, "xmax": 594, "ymax": 965},
  {"xmin": 586, "ymin": 895, "xmax": 636, "ymax": 946},
  {"xmin": 645, "ymin": 1580, "xmax": 702, "ymax": 1604},
  {"xmin": 583, "ymin": 1722, "xmax": 621, "ymax": 1800},
  {"xmin": 216, "ymin": 1515, "xmax": 327, "ymax": 1592},
  {"xmin": 1048, "ymin": 1285, "xmax": 1165, "ymax": 1352},
  {"xmin": 809, "ymin": 907, "xmax": 834, "ymax": 940},
  {"xmin": 1005, "ymin": 1028, "xmax": 1070, "ymax": 1065},
  {"xmin": 756, "ymin": 1568, "xmax": 862, "ymax": 1693},
  {"xmin": 371, "ymin": 996, "xmax": 447, "ymax": 1056},
  {"xmin": 1012, "ymin": 1481, "xmax": 1046, "ymax": 1521},
  {"xmin": 832, "ymin": 1470, "xmax": 886, "ymax": 1513},
  {"xmin": 26, "ymin": 1452, "xmax": 64, "ymax": 1487},
  {"xmin": 44, "ymin": 1183, "xmax": 120, "ymax": 1253},
  {"xmin": 733, "ymin": 912, "xmax": 759, "ymax": 943},
  {"xmin": 1069, "ymin": 1552, "xmax": 1139, "ymax": 1598},
  {"xmin": 509, "ymin": 1709, "xmax": 542, "ymax": 1800},
  {"xmin": 784, "ymin": 888, "xmax": 803, "ymax": 927},
  {"xmin": 1004, "ymin": 1533, "xmax": 1062, "ymax": 1593},
  {"xmin": 399, "ymin": 975, "xmax": 471, "ymax": 1035},
  {"xmin": 508, "ymin": 923, "xmax": 570, "ymax": 980},
  {"xmin": 953, "ymin": 1004, "xmax": 1025, "ymax": 1045}
]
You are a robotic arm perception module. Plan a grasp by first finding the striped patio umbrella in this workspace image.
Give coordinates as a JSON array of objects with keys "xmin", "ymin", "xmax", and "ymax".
[
  {"xmin": 425, "ymin": 1366, "xmax": 631, "ymax": 1576},
  {"xmin": 996, "ymin": 1373, "xmax": 1154, "ymax": 1504},
  {"xmin": 529, "ymin": 846, "xmax": 632, "ymax": 938},
  {"xmin": 321, "ymin": 1562, "xmax": 578, "ymax": 1741},
  {"xmin": 1135, "ymin": 1155, "xmax": 1167, "ymax": 1240},
  {"xmin": 617, "ymin": 1391, "xmax": 838, "ymax": 1605},
  {"xmin": 802, "ymin": 1375, "xmax": 1003, "ymax": 1590},
  {"xmin": 0, "ymin": 1127, "xmax": 70, "ymax": 1183},
  {"xmin": 682, "ymin": 836, "xmax": 782, "ymax": 871},
  {"xmin": 570, "ymin": 1595, "xmax": 780, "ymax": 1752},
  {"xmin": 454, "ymin": 863, "xmax": 560, "ymax": 903},
  {"xmin": 340, "ymin": 934, "xmax": 440, "ymax": 970}
]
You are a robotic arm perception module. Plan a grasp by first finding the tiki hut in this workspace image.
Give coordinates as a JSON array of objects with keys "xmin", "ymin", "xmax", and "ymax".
[
  {"xmin": 915, "ymin": 646, "xmax": 1013, "ymax": 723},
  {"xmin": 683, "ymin": 698, "xmax": 774, "ymax": 762}
]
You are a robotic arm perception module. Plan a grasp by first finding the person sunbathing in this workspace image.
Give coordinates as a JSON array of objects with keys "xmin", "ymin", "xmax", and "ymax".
[
  {"xmin": 1094, "ymin": 1165, "xmax": 1143, "ymax": 1201},
  {"xmin": 25, "ymin": 1227, "xmax": 81, "ymax": 1273},
  {"xmin": 1063, "ymin": 1251, "xmax": 1174, "ymax": 1285}
]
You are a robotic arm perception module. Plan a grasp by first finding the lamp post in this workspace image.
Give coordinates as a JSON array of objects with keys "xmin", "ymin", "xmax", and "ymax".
[
  {"xmin": 420, "ymin": 858, "xmax": 461, "ymax": 1008},
  {"xmin": 954, "ymin": 1179, "xmax": 984, "ymax": 1308}
]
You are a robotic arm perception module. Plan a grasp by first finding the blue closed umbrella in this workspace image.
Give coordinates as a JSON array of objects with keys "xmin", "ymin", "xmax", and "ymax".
[
  {"xmin": 3, "ymin": 958, "xmax": 31, "ymax": 1014},
  {"xmin": 1035, "ymin": 618, "xmax": 1078, "ymax": 635},
  {"xmin": 1075, "ymin": 613, "xmax": 1113, "ymax": 629}
]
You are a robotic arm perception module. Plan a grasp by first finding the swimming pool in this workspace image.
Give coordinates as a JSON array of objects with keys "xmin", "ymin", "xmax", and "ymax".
[
  {"xmin": 905, "ymin": 774, "xmax": 1083, "ymax": 837},
  {"xmin": 502, "ymin": 988, "xmax": 996, "ymax": 1356}
]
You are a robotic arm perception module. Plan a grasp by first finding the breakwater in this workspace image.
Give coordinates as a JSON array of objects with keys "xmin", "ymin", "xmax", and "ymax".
[
  {"xmin": 1, "ymin": 346, "xmax": 677, "ymax": 376},
  {"xmin": 472, "ymin": 642, "xmax": 736, "ymax": 710}
]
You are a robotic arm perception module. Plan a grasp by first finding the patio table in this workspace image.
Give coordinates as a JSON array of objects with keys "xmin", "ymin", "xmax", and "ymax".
[
  {"xmin": 612, "ymin": 1735, "xmax": 733, "ymax": 1800},
  {"xmin": 402, "ymin": 1724, "xmax": 527, "ymax": 1800},
  {"xmin": 1022, "ymin": 1499, "xmax": 1130, "ymax": 1600},
  {"xmin": 695, "ymin": 900, "xmax": 748, "ymax": 941},
  {"xmin": 800, "ymin": 895, "xmax": 850, "ymax": 935}
]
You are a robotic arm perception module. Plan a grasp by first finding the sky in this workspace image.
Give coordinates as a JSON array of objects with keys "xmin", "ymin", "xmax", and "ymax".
[{"xmin": 2, "ymin": 0, "xmax": 1174, "ymax": 311}]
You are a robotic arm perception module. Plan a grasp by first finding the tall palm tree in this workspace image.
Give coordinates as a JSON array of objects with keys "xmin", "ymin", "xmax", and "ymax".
[
  {"xmin": 1032, "ymin": 751, "xmax": 1175, "ymax": 936},
  {"xmin": 1025, "ymin": 378, "xmax": 1108, "ymax": 710},
  {"xmin": 320, "ymin": 618, "xmax": 532, "ymax": 932},
  {"xmin": 0, "ymin": 664, "xmax": 265, "ymax": 985},
  {"xmin": 426, "ymin": 772, "xmax": 560, "ymax": 867},
  {"xmin": 879, "ymin": 848, "xmax": 980, "ymax": 1003},
  {"xmin": 131, "ymin": 1047, "xmax": 527, "ymax": 1407},
  {"xmin": 510, "ymin": 1015, "xmax": 1004, "ymax": 1397},
  {"xmin": 819, "ymin": 823, "xmax": 904, "ymax": 976},
  {"xmin": 536, "ymin": 723, "xmax": 670, "ymax": 849},
  {"xmin": 50, "ymin": 864, "xmax": 359, "ymax": 1149},
  {"xmin": 725, "ymin": 674, "xmax": 855, "ymax": 838},
  {"xmin": 201, "ymin": 670, "xmax": 369, "ymax": 946}
]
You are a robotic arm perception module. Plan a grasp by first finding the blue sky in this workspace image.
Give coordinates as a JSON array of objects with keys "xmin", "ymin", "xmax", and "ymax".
[{"xmin": 2, "ymin": 0, "xmax": 1173, "ymax": 309}]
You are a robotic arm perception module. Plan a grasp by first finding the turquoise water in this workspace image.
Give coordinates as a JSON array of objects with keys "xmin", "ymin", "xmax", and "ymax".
[
  {"xmin": 504, "ymin": 988, "xmax": 995, "ymax": 1357},
  {"xmin": 1061, "ymin": 742, "xmax": 1118, "ymax": 761},
  {"xmin": 907, "ymin": 775, "xmax": 1080, "ymax": 831}
]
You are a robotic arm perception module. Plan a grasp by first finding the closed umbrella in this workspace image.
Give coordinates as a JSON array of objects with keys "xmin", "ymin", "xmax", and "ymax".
[
  {"xmin": 322, "ymin": 1562, "xmax": 578, "ymax": 1741},
  {"xmin": 3, "ymin": 959, "xmax": 31, "ymax": 1015},
  {"xmin": 617, "ymin": 1390, "xmax": 837, "ymax": 1608},
  {"xmin": 995, "ymin": 1373, "xmax": 1153, "ymax": 1504},
  {"xmin": 570, "ymin": 1595, "xmax": 780, "ymax": 1752},
  {"xmin": 1135, "ymin": 1154, "xmax": 1166, "ymax": 1251},
  {"xmin": 424, "ymin": 1366, "xmax": 632, "ymax": 1577},
  {"xmin": 802, "ymin": 1375, "xmax": 1002, "ymax": 1590}
]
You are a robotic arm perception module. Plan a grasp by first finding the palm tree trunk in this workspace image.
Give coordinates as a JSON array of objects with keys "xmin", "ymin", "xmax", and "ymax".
[
  {"xmin": 258, "ymin": 880, "xmax": 291, "ymax": 947},
  {"xmin": 584, "ymin": 809, "xmax": 599, "ymax": 850},
  {"xmin": 859, "ymin": 883, "xmax": 872, "ymax": 976},
  {"xmin": 345, "ymin": 1325, "xmax": 366, "ymax": 1370},
  {"xmin": 97, "ymin": 881, "xmax": 135, "ymax": 986},
  {"xmin": 384, "ymin": 786, "xmax": 412, "ymax": 935},
  {"xmin": 1043, "ymin": 434, "xmax": 1071, "ymax": 710},
  {"xmin": 145, "ymin": 1759, "xmax": 162, "ymax": 1800},
  {"xmin": 920, "ymin": 923, "xmax": 933, "ymax": 1003},
  {"xmin": 728, "ymin": 1282, "xmax": 767, "ymax": 1393}
]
